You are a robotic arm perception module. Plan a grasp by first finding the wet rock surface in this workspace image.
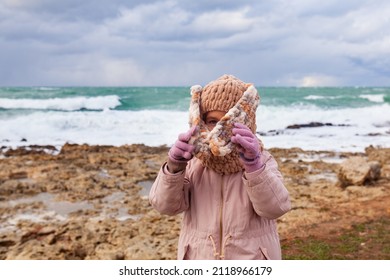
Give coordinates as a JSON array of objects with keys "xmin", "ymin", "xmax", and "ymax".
[{"xmin": 1, "ymin": 144, "xmax": 389, "ymax": 259}]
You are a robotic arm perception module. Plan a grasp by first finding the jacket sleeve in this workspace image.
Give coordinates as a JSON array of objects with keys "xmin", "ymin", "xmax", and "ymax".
[
  {"xmin": 243, "ymin": 151, "xmax": 291, "ymax": 219},
  {"xmin": 149, "ymin": 162, "xmax": 190, "ymax": 216}
]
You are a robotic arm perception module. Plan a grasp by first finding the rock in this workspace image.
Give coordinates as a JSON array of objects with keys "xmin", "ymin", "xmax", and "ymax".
[
  {"xmin": 381, "ymin": 164, "xmax": 390, "ymax": 179},
  {"xmin": 286, "ymin": 122, "xmax": 349, "ymax": 129},
  {"xmin": 287, "ymin": 122, "xmax": 333, "ymax": 129},
  {"xmin": 338, "ymin": 156, "xmax": 381, "ymax": 187},
  {"xmin": 9, "ymin": 171, "xmax": 28, "ymax": 179}
]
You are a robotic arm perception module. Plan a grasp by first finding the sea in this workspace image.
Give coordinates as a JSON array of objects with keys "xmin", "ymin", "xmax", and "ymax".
[{"xmin": 0, "ymin": 86, "xmax": 389, "ymax": 153}]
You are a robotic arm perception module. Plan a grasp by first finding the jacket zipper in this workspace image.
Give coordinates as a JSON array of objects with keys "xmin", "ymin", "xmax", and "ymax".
[{"xmin": 219, "ymin": 175, "xmax": 224, "ymax": 259}]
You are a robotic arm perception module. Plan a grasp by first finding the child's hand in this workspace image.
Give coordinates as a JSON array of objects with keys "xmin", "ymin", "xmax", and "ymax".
[
  {"xmin": 167, "ymin": 126, "xmax": 197, "ymax": 173},
  {"xmin": 231, "ymin": 123, "xmax": 264, "ymax": 172}
]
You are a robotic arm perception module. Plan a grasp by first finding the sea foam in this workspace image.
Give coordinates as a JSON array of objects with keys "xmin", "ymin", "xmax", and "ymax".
[
  {"xmin": 0, "ymin": 103, "xmax": 389, "ymax": 152},
  {"xmin": 359, "ymin": 94, "xmax": 385, "ymax": 103},
  {"xmin": 0, "ymin": 95, "xmax": 121, "ymax": 111}
]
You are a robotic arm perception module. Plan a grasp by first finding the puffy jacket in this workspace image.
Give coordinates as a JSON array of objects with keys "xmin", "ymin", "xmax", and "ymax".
[{"xmin": 149, "ymin": 150, "xmax": 291, "ymax": 260}]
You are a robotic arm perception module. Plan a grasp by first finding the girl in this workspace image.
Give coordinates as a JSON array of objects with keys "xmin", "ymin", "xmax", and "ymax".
[{"xmin": 149, "ymin": 75, "xmax": 291, "ymax": 260}]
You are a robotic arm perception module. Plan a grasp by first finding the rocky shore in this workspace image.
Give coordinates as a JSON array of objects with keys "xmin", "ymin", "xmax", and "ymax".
[{"xmin": 0, "ymin": 143, "xmax": 389, "ymax": 259}]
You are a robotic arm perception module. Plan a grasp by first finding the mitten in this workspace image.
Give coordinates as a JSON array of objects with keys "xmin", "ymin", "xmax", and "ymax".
[
  {"xmin": 167, "ymin": 126, "xmax": 197, "ymax": 173},
  {"xmin": 231, "ymin": 123, "xmax": 264, "ymax": 173}
]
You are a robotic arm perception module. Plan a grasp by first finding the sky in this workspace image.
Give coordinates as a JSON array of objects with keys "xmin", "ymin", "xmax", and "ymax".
[{"xmin": 1, "ymin": 0, "xmax": 390, "ymax": 87}]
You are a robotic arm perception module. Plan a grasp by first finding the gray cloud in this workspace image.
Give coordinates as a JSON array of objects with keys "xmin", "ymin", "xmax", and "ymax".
[{"xmin": 0, "ymin": 0, "xmax": 389, "ymax": 86}]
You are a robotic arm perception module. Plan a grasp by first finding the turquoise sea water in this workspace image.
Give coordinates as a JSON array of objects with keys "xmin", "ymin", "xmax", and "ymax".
[
  {"xmin": 1, "ymin": 86, "xmax": 389, "ymax": 111},
  {"xmin": 0, "ymin": 86, "xmax": 389, "ymax": 151}
]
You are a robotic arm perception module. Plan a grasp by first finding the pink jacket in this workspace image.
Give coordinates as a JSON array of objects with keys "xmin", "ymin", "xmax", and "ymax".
[{"xmin": 149, "ymin": 150, "xmax": 291, "ymax": 260}]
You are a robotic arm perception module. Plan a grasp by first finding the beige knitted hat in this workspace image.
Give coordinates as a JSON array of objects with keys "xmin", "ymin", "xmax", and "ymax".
[
  {"xmin": 188, "ymin": 74, "xmax": 261, "ymax": 174},
  {"xmin": 200, "ymin": 74, "xmax": 249, "ymax": 115}
]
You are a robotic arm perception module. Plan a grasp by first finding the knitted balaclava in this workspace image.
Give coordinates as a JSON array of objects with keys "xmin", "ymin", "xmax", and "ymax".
[{"xmin": 188, "ymin": 74, "xmax": 261, "ymax": 174}]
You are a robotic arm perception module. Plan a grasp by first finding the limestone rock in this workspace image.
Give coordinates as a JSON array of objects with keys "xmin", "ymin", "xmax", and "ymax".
[
  {"xmin": 338, "ymin": 156, "xmax": 381, "ymax": 187},
  {"xmin": 1, "ymin": 144, "xmax": 389, "ymax": 260}
]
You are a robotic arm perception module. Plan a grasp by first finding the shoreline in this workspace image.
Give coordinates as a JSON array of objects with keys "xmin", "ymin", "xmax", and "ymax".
[
  {"xmin": 1, "ymin": 119, "xmax": 389, "ymax": 155},
  {"xmin": 2, "ymin": 141, "xmax": 389, "ymax": 155},
  {"xmin": 0, "ymin": 143, "xmax": 389, "ymax": 259}
]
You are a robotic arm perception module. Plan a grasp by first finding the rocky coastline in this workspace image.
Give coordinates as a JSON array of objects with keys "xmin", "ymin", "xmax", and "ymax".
[{"xmin": 0, "ymin": 143, "xmax": 389, "ymax": 259}]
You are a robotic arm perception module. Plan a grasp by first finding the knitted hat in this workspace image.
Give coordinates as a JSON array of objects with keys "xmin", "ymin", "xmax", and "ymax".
[
  {"xmin": 188, "ymin": 74, "xmax": 261, "ymax": 174},
  {"xmin": 200, "ymin": 74, "xmax": 249, "ymax": 114}
]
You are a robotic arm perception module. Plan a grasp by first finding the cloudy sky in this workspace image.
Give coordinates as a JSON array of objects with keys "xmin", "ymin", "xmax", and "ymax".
[{"xmin": 1, "ymin": 0, "xmax": 389, "ymax": 87}]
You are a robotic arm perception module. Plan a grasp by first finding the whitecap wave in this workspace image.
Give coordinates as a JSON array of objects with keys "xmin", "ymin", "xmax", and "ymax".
[
  {"xmin": 359, "ymin": 94, "xmax": 385, "ymax": 103},
  {"xmin": 1, "ymin": 104, "xmax": 389, "ymax": 152},
  {"xmin": 304, "ymin": 95, "xmax": 342, "ymax": 100},
  {"xmin": 0, "ymin": 95, "xmax": 121, "ymax": 111}
]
